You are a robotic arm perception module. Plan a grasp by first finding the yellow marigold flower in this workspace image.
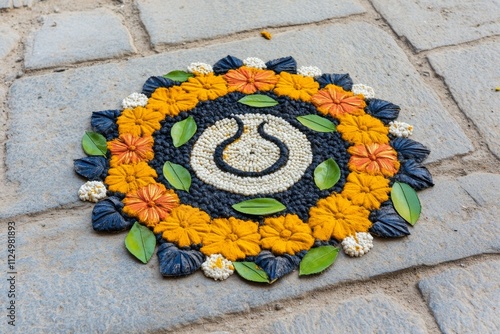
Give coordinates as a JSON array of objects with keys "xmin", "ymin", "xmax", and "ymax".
[
  {"xmin": 146, "ymin": 86, "xmax": 198, "ymax": 117},
  {"xmin": 337, "ymin": 113, "xmax": 389, "ymax": 145},
  {"xmin": 311, "ymin": 84, "xmax": 366, "ymax": 118},
  {"xmin": 117, "ymin": 106, "xmax": 163, "ymax": 136},
  {"xmin": 308, "ymin": 194, "xmax": 371, "ymax": 241},
  {"xmin": 341, "ymin": 172, "xmax": 390, "ymax": 210},
  {"xmin": 260, "ymin": 214, "xmax": 314, "ymax": 255},
  {"xmin": 108, "ymin": 134, "xmax": 154, "ymax": 166},
  {"xmin": 348, "ymin": 143, "xmax": 400, "ymax": 177},
  {"xmin": 181, "ymin": 73, "xmax": 228, "ymax": 101},
  {"xmin": 154, "ymin": 205, "xmax": 210, "ymax": 247},
  {"xmin": 123, "ymin": 183, "xmax": 179, "ymax": 228},
  {"xmin": 201, "ymin": 217, "xmax": 261, "ymax": 261},
  {"xmin": 274, "ymin": 72, "xmax": 319, "ymax": 101},
  {"xmin": 105, "ymin": 161, "xmax": 157, "ymax": 194},
  {"xmin": 224, "ymin": 66, "xmax": 279, "ymax": 94}
]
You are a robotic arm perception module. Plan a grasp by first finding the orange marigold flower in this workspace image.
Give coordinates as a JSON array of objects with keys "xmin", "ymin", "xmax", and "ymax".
[
  {"xmin": 311, "ymin": 84, "xmax": 366, "ymax": 118},
  {"xmin": 260, "ymin": 214, "xmax": 314, "ymax": 255},
  {"xmin": 108, "ymin": 134, "xmax": 154, "ymax": 166},
  {"xmin": 337, "ymin": 113, "xmax": 389, "ymax": 145},
  {"xmin": 146, "ymin": 86, "xmax": 198, "ymax": 117},
  {"xmin": 153, "ymin": 205, "xmax": 210, "ymax": 247},
  {"xmin": 308, "ymin": 194, "xmax": 371, "ymax": 241},
  {"xmin": 341, "ymin": 172, "xmax": 390, "ymax": 210},
  {"xmin": 224, "ymin": 66, "xmax": 279, "ymax": 94},
  {"xmin": 181, "ymin": 73, "xmax": 228, "ymax": 101},
  {"xmin": 117, "ymin": 106, "xmax": 163, "ymax": 136},
  {"xmin": 274, "ymin": 72, "xmax": 319, "ymax": 101},
  {"xmin": 123, "ymin": 183, "xmax": 179, "ymax": 228},
  {"xmin": 201, "ymin": 217, "xmax": 261, "ymax": 261},
  {"xmin": 348, "ymin": 143, "xmax": 400, "ymax": 176},
  {"xmin": 105, "ymin": 161, "xmax": 157, "ymax": 194}
]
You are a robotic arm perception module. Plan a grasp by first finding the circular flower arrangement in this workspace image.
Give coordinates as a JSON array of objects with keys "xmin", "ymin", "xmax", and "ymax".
[{"xmin": 75, "ymin": 56, "xmax": 433, "ymax": 283}]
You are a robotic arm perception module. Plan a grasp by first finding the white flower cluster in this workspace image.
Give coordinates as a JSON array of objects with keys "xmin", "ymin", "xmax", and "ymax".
[
  {"xmin": 190, "ymin": 114, "xmax": 313, "ymax": 195},
  {"xmin": 243, "ymin": 57, "xmax": 267, "ymax": 69},
  {"xmin": 78, "ymin": 181, "xmax": 107, "ymax": 203},
  {"xmin": 389, "ymin": 121, "xmax": 414, "ymax": 137},
  {"xmin": 341, "ymin": 232, "xmax": 374, "ymax": 257},
  {"xmin": 352, "ymin": 84, "xmax": 375, "ymax": 99},
  {"xmin": 297, "ymin": 66, "xmax": 322, "ymax": 77},
  {"xmin": 201, "ymin": 254, "xmax": 234, "ymax": 281},
  {"xmin": 122, "ymin": 92, "xmax": 148, "ymax": 109},
  {"xmin": 187, "ymin": 62, "xmax": 213, "ymax": 75}
]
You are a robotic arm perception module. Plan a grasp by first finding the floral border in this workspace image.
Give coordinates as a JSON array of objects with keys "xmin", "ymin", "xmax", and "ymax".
[{"xmin": 75, "ymin": 56, "xmax": 433, "ymax": 283}]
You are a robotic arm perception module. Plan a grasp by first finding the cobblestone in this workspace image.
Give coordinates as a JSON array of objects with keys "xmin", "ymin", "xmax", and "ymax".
[
  {"xmin": 24, "ymin": 8, "xmax": 136, "ymax": 69},
  {"xmin": 428, "ymin": 42, "xmax": 500, "ymax": 158},
  {"xmin": 3, "ymin": 22, "xmax": 472, "ymax": 218},
  {"xmin": 419, "ymin": 259, "xmax": 500, "ymax": 333},
  {"xmin": 0, "ymin": 2, "xmax": 498, "ymax": 332},
  {"xmin": 371, "ymin": 0, "xmax": 500, "ymax": 51},
  {"xmin": 268, "ymin": 294, "xmax": 426, "ymax": 334},
  {"xmin": 3, "ymin": 174, "xmax": 498, "ymax": 332},
  {"xmin": 0, "ymin": 24, "xmax": 20, "ymax": 59},
  {"xmin": 136, "ymin": 0, "xmax": 366, "ymax": 46}
]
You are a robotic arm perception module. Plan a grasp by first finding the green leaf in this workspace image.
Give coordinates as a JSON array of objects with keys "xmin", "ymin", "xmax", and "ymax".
[
  {"xmin": 391, "ymin": 181, "xmax": 421, "ymax": 225},
  {"xmin": 162, "ymin": 161, "xmax": 191, "ymax": 192},
  {"xmin": 238, "ymin": 94, "xmax": 279, "ymax": 108},
  {"xmin": 296, "ymin": 114, "xmax": 336, "ymax": 132},
  {"xmin": 233, "ymin": 262, "xmax": 270, "ymax": 283},
  {"xmin": 81, "ymin": 131, "xmax": 107, "ymax": 157},
  {"xmin": 125, "ymin": 222, "xmax": 156, "ymax": 264},
  {"xmin": 232, "ymin": 198, "xmax": 286, "ymax": 215},
  {"xmin": 299, "ymin": 245, "xmax": 339, "ymax": 276},
  {"xmin": 171, "ymin": 116, "xmax": 197, "ymax": 147},
  {"xmin": 163, "ymin": 70, "xmax": 194, "ymax": 82},
  {"xmin": 314, "ymin": 158, "xmax": 341, "ymax": 190}
]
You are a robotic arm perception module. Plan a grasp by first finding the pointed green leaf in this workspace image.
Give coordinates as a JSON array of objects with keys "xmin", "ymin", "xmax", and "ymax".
[
  {"xmin": 171, "ymin": 116, "xmax": 197, "ymax": 147},
  {"xmin": 163, "ymin": 161, "xmax": 191, "ymax": 192},
  {"xmin": 299, "ymin": 245, "xmax": 339, "ymax": 276},
  {"xmin": 391, "ymin": 181, "xmax": 421, "ymax": 225},
  {"xmin": 314, "ymin": 158, "xmax": 341, "ymax": 190},
  {"xmin": 125, "ymin": 222, "xmax": 156, "ymax": 264},
  {"xmin": 296, "ymin": 114, "xmax": 336, "ymax": 132},
  {"xmin": 163, "ymin": 70, "xmax": 194, "ymax": 82},
  {"xmin": 232, "ymin": 198, "xmax": 286, "ymax": 215},
  {"xmin": 238, "ymin": 94, "xmax": 279, "ymax": 108},
  {"xmin": 233, "ymin": 262, "xmax": 270, "ymax": 283},
  {"xmin": 82, "ymin": 131, "xmax": 107, "ymax": 157}
]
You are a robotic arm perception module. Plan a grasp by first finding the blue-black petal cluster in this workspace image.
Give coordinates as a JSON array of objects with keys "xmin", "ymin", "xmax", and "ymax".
[
  {"xmin": 92, "ymin": 197, "xmax": 134, "ymax": 232},
  {"xmin": 157, "ymin": 242, "xmax": 204, "ymax": 277},
  {"xmin": 369, "ymin": 201, "xmax": 410, "ymax": 237},
  {"xmin": 255, "ymin": 251, "xmax": 302, "ymax": 281}
]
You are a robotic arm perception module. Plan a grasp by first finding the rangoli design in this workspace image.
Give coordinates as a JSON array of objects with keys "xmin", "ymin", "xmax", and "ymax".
[{"xmin": 75, "ymin": 56, "xmax": 433, "ymax": 283}]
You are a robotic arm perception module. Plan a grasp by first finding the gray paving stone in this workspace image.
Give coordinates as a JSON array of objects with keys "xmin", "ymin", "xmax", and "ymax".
[
  {"xmin": 268, "ymin": 294, "xmax": 426, "ymax": 334},
  {"xmin": 1, "ymin": 173, "xmax": 498, "ymax": 332},
  {"xmin": 0, "ymin": 0, "xmax": 38, "ymax": 9},
  {"xmin": 371, "ymin": 0, "xmax": 500, "ymax": 51},
  {"xmin": 418, "ymin": 259, "xmax": 500, "ymax": 334},
  {"xmin": 459, "ymin": 173, "xmax": 500, "ymax": 208},
  {"xmin": 0, "ymin": 0, "xmax": 11, "ymax": 9},
  {"xmin": 0, "ymin": 24, "xmax": 20, "ymax": 59},
  {"xmin": 428, "ymin": 42, "xmax": 500, "ymax": 158},
  {"xmin": 24, "ymin": 9, "xmax": 136, "ymax": 69},
  {"xmin": 4, "ymin": 22, "xmax": 472, "ymax": 218},
  {"xmin": 136, "ymin": 0, "xmax": 366, "ymax": 46}
]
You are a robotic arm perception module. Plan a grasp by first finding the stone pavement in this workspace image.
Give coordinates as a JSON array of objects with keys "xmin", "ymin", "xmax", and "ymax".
[{"xmin": 0, "ymin": 1, "xmax": 498, "ymax": 333}]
